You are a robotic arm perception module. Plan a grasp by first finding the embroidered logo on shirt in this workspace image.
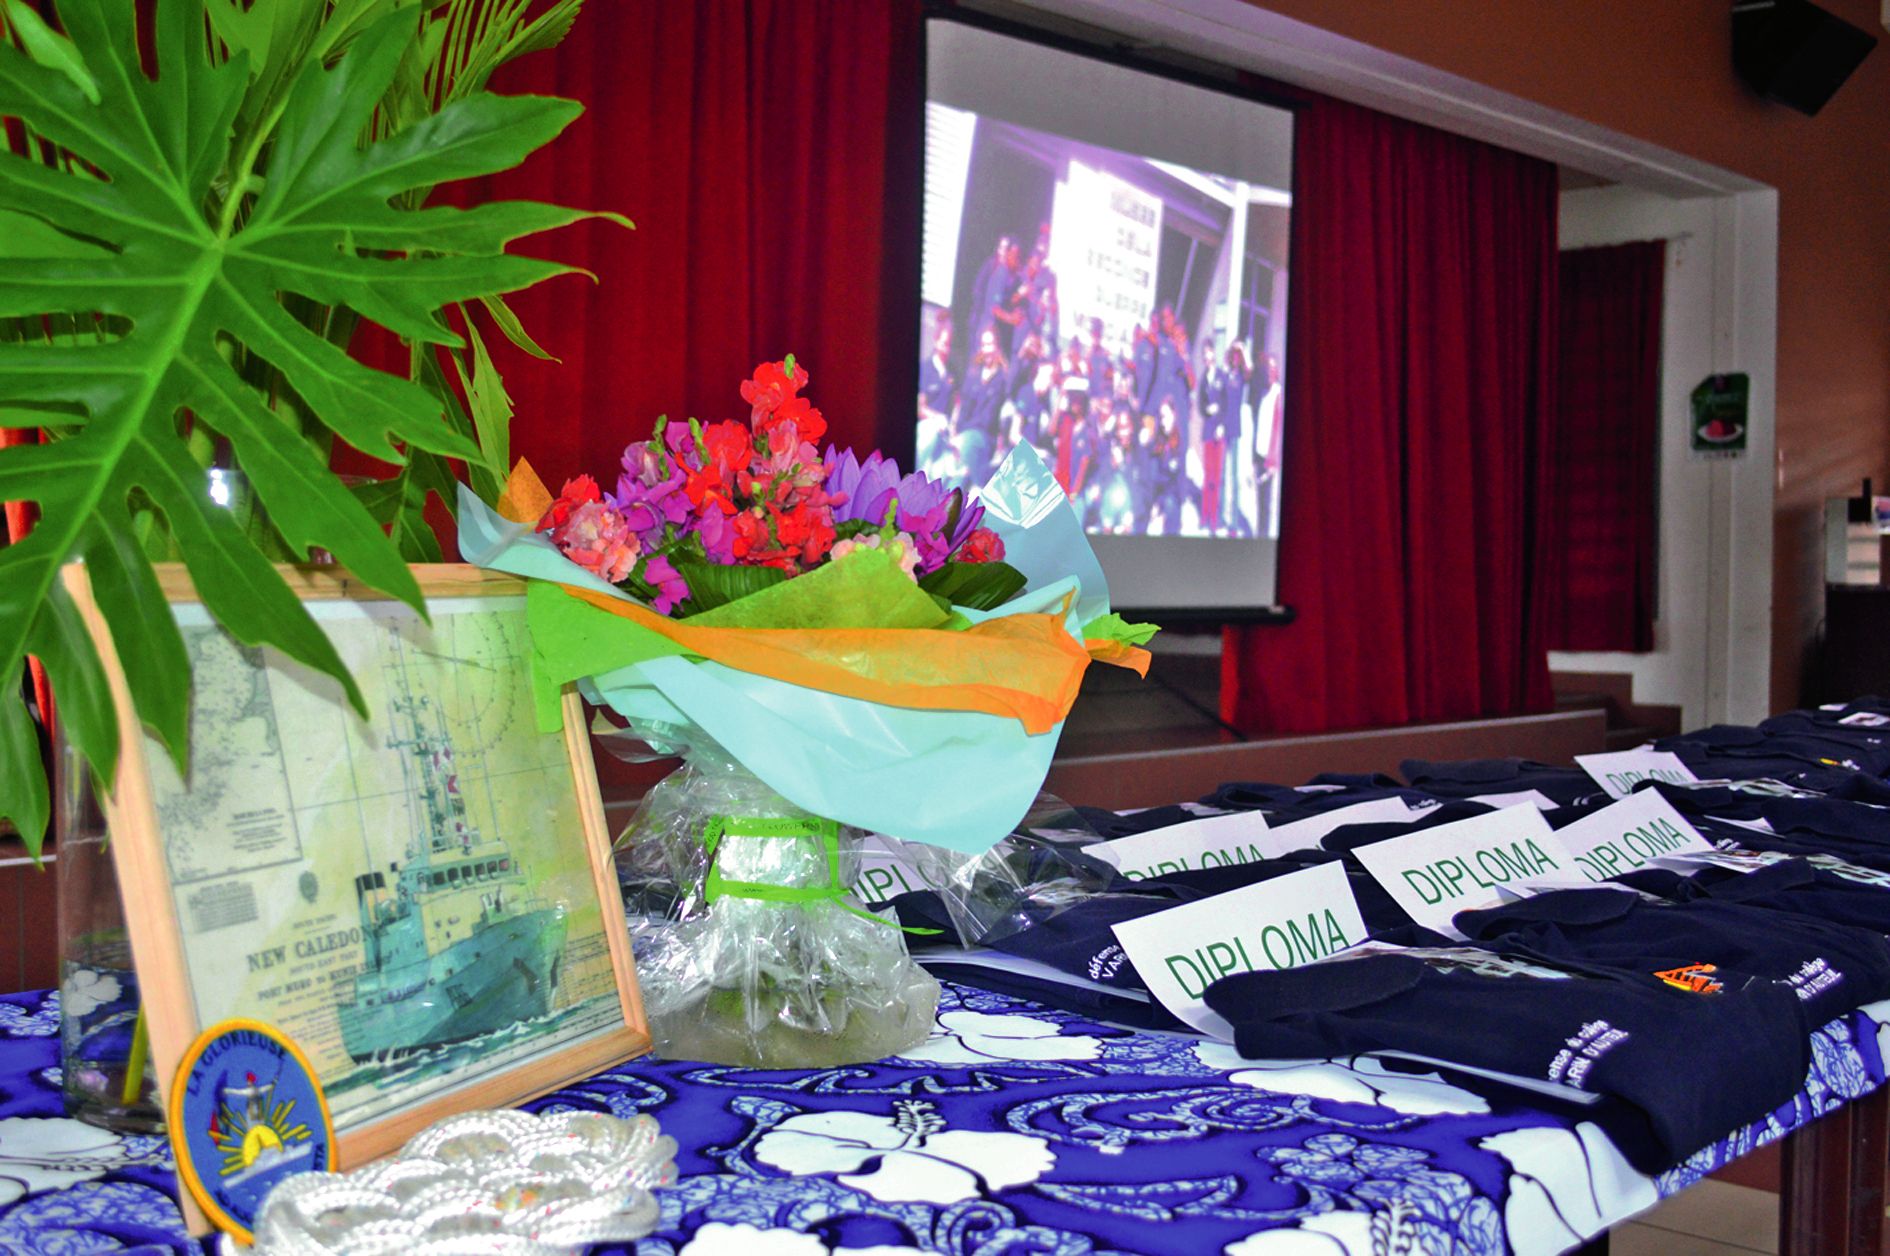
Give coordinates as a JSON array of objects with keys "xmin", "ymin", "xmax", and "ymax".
[
  {"xmin": 1652, "ymin": 962, "xmax": 1723, "ymax": 995},
  {"xmin": 1785, "ymin": 957, "xmax": 1842, "ymax": 1002},
  {"xmin": 1548, "ymin": 1018, "xmax": 1629, "ymax": 1089}
]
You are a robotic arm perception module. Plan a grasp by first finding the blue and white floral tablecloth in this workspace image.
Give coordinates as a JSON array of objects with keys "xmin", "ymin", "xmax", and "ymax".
[{"xmin": 3, "ymin": 982, "xmax": 1886, "ymax": 1256}]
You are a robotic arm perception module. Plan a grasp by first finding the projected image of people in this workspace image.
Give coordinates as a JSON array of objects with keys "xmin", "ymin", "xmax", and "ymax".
[{"xmin": 920, "ymin": 108, "xmax": 1290, "ymax": 539}]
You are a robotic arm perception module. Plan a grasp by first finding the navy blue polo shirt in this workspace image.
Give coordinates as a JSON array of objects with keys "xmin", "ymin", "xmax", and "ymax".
[
  {"xmin": 1201, "ymin": 775, "xmax": 1428, "ymax": 820},
  {"xmin": 1140, "ymin": 847, "xmax": 1417, "ymax": 936},
  {"xmin": 1764, "ymin": 699, "xmax": 1890, "ymax": 735},
  {"xmin": 895, "ymin": 881, "xmax": 1182, "ymax": 995},
  {"xmin": 1318, "ymin": 801, "xmax": 1503, "ymax": 855},
  {"xmin": 893, "ymin": 841, "xmax": 1426, "ymax": 1011},
  {"xmin": 1761, "ymin": 710, "xmax": 1890, "ymax": 756},
  {"xmin": 1070, "ymin": 803, "xmax": 1218, "ymax": 839},
  {"xmin": 1758, "ymin": 794, "xmax": 1890, "ymax": 862},
  {"xmin": 1450, "ymin": 885, "xmax": 1890, "ymax": 1031},
  {"xmin": 1821, "ymin": 774, "xmax": 1890, "ymax": 806},
  {"xmin": 1615, "ymin": 856, "xmax": 1890, "ymax": 935},
  {"xmin": 1202, "ymin": 945, "xmax": 1811, "ymax": 1171},
  {"xmin": 1399, "ymin": 757, "xmax": 1610, "ymax": 809},
  {"xmin": 1658, "ymin": 724, "xmax": 1890, "ymax": 779},
  {"xmin": 1645, "ymin": 783, "xmax": 1890, "ymax": 873}
]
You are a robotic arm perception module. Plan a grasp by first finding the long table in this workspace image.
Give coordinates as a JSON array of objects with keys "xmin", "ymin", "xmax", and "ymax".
[{"xmin": 2, "ymin": 981, "xmax": 1885, "ymax": 1254}]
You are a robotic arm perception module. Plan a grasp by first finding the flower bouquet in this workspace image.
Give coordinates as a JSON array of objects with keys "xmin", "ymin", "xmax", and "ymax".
[{"xmin": 459, "ymin": 357, "xmax": 1153, "ymax": 1067}]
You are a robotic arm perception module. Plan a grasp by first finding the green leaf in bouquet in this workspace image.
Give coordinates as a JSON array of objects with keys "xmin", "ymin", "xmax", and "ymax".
[
  {"xmin": 671, "ymin": 557, "xmax": 789, "ymax": 616},
  {"xmin": 685, "ymin": 546, "xmax": 951, "ymax": 630},
  {"xmin": 1081, "ymin": 611, "xmax": 1161, "ymax": 646},
  {"xmin": 917, "ymin": 559, "xmax": 1029, "ymax": 611}
]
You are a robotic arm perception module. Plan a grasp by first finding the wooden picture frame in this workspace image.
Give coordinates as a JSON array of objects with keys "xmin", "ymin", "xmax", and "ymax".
[{"xmin": 65, "ymin": 562, "xmax": 650, "ymax": 1230}]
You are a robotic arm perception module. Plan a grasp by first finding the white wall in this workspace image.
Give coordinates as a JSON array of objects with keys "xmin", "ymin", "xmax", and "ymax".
[{"xmin": 1552, "ymin": 185, "xmax": 1777, "ymax": 729}]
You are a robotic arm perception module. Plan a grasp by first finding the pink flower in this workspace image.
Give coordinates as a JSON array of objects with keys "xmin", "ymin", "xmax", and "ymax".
[{"xmin": 551, "ymin": 498, "xmax": 641, "ymax": 584}]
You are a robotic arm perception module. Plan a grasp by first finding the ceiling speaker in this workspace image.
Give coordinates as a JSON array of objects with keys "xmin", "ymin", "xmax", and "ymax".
[{"xmin": 1732, "ymin": 0, "xmax": 1878, "ymax": 115}]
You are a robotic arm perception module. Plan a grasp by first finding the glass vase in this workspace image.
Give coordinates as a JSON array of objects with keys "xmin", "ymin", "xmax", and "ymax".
[
  {"xmin": 53, "ymin": 464, "xmax": 273, "ymax": 1132},
  {"xmin": 616, "ymin": 751, "xmax": 940, "ymax": 1068},
  {"xmin": 55, "ymin": 733, "xmax": 163, "ymax": 1132}
]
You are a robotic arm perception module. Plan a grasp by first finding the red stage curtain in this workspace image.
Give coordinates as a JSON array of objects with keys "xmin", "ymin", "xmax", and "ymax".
[
  {"xmin": 1545, "ymin": 241, "xmax": 1665, "ymax": 653},
  {"xmin": 1221, "ymin": 97, "xmax": 1560, "ymax": 734},
  {"xmin": 430, "ymin": 0, "xmax": 921, "ymax": 488}
]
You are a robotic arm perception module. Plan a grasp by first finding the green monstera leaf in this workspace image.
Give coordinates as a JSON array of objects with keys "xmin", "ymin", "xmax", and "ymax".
[{"xmin": 0, "ymin": 0, "xmax": 613, "ymax": 853}]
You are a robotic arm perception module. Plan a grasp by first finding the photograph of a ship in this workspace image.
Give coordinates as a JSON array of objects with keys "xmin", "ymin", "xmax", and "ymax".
[
  {"xmin": 338, "ymin": 632, "xmax": 569, "ymax": 1064},
  {"xmin": 131, "ymin": 582, "xmax": 637, "ymax": 1141}
]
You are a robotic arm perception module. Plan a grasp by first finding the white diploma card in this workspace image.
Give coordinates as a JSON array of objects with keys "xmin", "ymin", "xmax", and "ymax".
[
  {"xmin": 1468, "ymin": 789, "xmax": 1560, "ymax": 812},
  {"xmin": 1086, "ymin": 811, "xmax": 1270, "ymax": 880},
  {"xmin": 1574, "ymin": 749, "xmax": 1700, "ymax": 800},
  {"xmin": 851, "ymin": 835, "xmax": 938, "ymax": 903},
  {"xmin": 1351, "ymin": 805, "xmax": 1575, "ymax": 938},
  {"xmin": 1111, "ymin": 861, "xmax": 1368, "ymax": 1038},
  {"xmin": 1552, "ymin": 790, "xmax": 1715, "ymax": 883},
  {"xmin": 1251, "ymin": 797, "xmax": 1426, "ymax": 858}
]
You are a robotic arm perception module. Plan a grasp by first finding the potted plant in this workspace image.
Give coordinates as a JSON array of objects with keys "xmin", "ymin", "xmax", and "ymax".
[{"xmin": 0, "ymin": 0, "xmax": 616, "ymax": 1125}]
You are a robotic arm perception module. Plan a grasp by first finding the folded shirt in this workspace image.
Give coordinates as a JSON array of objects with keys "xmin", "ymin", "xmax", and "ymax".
[
  {"xmin": 1319, "ymin": 801, "xmax": 1508, "ymax": 855},
  {"xmin": 1643, "ymin": 782, "xmax": 1890, "ymax": 872},
  {"xmin": 1450, "ymin": 883, "xmax": 1890, "ymax": 1031},
  {"xmin": 1200, "ymin": 775, "xmax": 1432, "ymax": 821},
  {"xmin": 1761, "ymin": 709, "xmax": 1890, "ymax": 754},
  {"xmin": 896, "ymin": 842, "xmax": 1420, "ymax": 1001},
  {"xmin": 1071, "ymin": 803, "xmax": 1214, "ymax": 839},
  {"xmin": 1202, "ymin": 944, "xmax": 1811, "ymax": 1171},
  {"xmin": 1659, "ymin": 723, "xmax": 1890, "ymax": 779},
  {"xmin": 1399, "ymin": 757, "xmax": 1609, "ymax": 809},
  {"xmin": 1616, "ymin": 855, "xmax": 1890, "ymax": 936}
]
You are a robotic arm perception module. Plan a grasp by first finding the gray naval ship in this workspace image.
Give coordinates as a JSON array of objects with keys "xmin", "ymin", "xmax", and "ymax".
[{"xmin": 337, "ymin": 644, "xmax": 565, "ymax": 1063}]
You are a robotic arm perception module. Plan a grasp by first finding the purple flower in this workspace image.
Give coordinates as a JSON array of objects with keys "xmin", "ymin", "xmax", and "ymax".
[
  {"xmin": 825, "ymin": 449, "xmax": 987, "ymax": 573},
  {"xmin": 643, "ymin": 553, "xmax": 689, "ymax": 615},
  {"xmin": 691, "ymin": 506, "xmax": 740, "ymax": 565},
  {"xmin": 616, "ymin": 439, "xmax": 691, "ymax": 537}
]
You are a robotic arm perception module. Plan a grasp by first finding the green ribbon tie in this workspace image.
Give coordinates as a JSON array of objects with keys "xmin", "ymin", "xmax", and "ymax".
[{"xmin": 700, "ymin": 815, "xmax": 941, "ymax": 935}]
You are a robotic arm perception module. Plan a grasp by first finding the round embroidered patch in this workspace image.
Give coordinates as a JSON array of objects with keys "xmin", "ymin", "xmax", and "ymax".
[{"xmin": 168, "ymin": 1019, "xmax": 335, "ymax": 1241}]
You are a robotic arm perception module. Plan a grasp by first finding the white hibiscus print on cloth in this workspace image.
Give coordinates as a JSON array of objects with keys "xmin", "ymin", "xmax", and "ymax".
[
  {"xmin": 753, "ymin": 1099, "xmax": 1055, "ymax": 1204},
  {"xmin": 0, "ymin": 992, "xmax": 60, "ymax": 1038},
  {"xmin": 678, "ymin": 1222, "xmax": 924, "ymax": 1255},
  {"xmin": 0, "ymin": 1116, "xmax": 169, "ymax": 1206},
  {"xmin": 59, "ymin": 969, "xmax": 122, "ymax": 1020},
  {"xmin": 1480, "ymin": 1122, "xmax": 1656, "ymax": 1256},
  {"xmin": 1222, "ymin": 1209, "xmax": 1373, "ymax": 1254},
  {"xmin": 895, "ymin": 1011, "xmax": 1102, "ymax": 1067},
  {"xmin": 1193, "ymin": 1044, "xmax": 1491, "ymax": 1117}
]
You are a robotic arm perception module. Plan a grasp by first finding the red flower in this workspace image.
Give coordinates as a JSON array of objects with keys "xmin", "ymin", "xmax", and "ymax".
[
  {"xmin": 683, "ymin": 463, "xmax": 737, "ymax": 514},
  {"xmin": 740, "ymin": 357, "xmax": 809, "ymax": 422},
  {"xmin": 538, "ymin": 475, "xmax": 603, "ymax": 532},
  {"xmin": 730, "ymin": 510, "xmax": 768, "ymax": 560},
  {"xmin": 700, "ymin": 420, "xmax": 754, "ymax": 476},
  {"xmin": 763, "ymin": 396, "xmax": 826, "ymax": 447},
  {"xmin": 678, "ymin": 420, "xmax": 753, "ymax": 514},
  {"xmin": 957, "ymin": 526, "xmax": 1006, "ymax": 564}
]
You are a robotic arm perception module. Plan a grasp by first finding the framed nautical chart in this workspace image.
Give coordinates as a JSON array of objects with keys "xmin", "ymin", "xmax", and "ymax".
[{"xmin": 66, "ymin": 563, "xmax": 649, "ymax": 1202}]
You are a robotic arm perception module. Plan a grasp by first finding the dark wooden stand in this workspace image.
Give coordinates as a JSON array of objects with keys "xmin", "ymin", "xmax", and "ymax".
[{"xmin": 1779, "ymin": 1085, "xmax": 1889, "ymax": 1255}]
